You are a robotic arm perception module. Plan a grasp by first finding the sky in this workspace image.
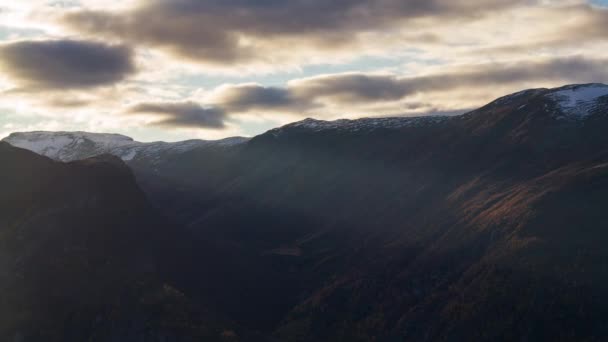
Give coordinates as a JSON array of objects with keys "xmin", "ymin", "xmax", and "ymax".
[{"xmin": 0, "ymin": 0, "xmax": 607, "ymax": 142}]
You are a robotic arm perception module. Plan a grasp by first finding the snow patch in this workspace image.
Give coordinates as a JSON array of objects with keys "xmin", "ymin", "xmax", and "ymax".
[
  {"xmin": 548, "ymin": 84, "xmax": 608, "ymax": 119},
  {"xmin": 121, "ymin": 149, "xmax": 137, "ymax": 161},
  {"xmin": 273, "ymin": 116, "xmax": 449, "ymax": 135},
  {"xmin": 2, "ymin": 131, "xmax": 249, "ymax": 162}
]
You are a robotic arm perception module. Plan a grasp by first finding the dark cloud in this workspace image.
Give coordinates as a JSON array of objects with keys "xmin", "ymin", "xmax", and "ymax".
[
  {"xmin": 128, "ymin": 102, "xmax": 227, "ymax": 129},
  {"xmin": 63, "ymin": 9, "xmax": 250, "ymax": 63},
  {"xmin": 291, "ymin": 74, "xmax": 407, "ymax": 103},
  {"xmin": 61, "ymin": 0, "xmax": 526, "ymax": 65},
  {"xmin": 0, "ymin": 40, "xmax": 135, "ymax": 90},
  {"xmin": 212, "ymin": 84, "xmax": 310, "ymax": 112}
]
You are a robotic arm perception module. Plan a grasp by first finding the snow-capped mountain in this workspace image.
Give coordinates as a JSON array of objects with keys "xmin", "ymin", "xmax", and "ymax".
[
  {"xmin": 480, "ymin": 83, "xmax": 608, "ymax": 120},
  {"xmin": 267, "ymin": 83, "xmax": 608, "ymax": 137},
  {"xmin": 546, "ymin": 83, "xmax": 608, "ymax": 119},
  {"xmin": 2, "ymin": 131, "xmax": 249, "ymax": 163}
]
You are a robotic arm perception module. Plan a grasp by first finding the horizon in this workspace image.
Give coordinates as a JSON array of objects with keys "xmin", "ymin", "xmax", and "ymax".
[
  {"xmin": 2, "ymin": 81, "xmax": 606, "ymax": 143},
  {"xmin": 1, "ymin": 1, "xmax": 608, "ymax": 142}
]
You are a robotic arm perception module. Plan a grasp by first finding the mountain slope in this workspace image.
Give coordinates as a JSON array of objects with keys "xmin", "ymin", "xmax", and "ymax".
[
  {"xmin": 2, "ymin": 132, "xmax": 250, "ymax": 223},
  {"xmin": 3, "ymin": 83, "xmax": 608, "ymax": 341},
  {"xmin": 0, "ymin": 143, "xmax": 258, "ymax": 342},
  {"xmin": 170, "ymin": 83, "xmax": 608, "ymax": 341}
]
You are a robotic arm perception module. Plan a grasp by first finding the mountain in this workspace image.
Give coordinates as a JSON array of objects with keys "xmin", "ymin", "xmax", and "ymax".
[
  {"xmin": 2, "ymin": 132, "xmax": 250, "ymax": 222},
  {"xmin": 0, "ymin": 143, "xmax": 263, "ymax": 342},
  {"xmin": 4, "ymin": 83, "xmax": 608, "ymax": 341},
  {"xmin": 157, "ymin": 83, "xmax": 608, "ymax": 341},
  {"xmin": 3, "ymin": 131, "xmax": 249, "ymax": 163}
]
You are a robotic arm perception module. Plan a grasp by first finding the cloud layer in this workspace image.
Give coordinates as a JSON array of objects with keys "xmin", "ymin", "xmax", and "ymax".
[
  {"xmin": 61, "ymin": 0, "xmax": 529, "ymax": 67},
  {"xmin": 113, "ymin": 55, "xmax": 608, "ymax": 129},
  {"xmin": 200, "ymin": 56, "xmax": 608, "ymax": 116}
]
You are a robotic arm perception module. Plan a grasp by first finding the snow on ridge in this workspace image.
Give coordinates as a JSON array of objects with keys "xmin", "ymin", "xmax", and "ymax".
[
  {"xmin": 276, "ymin": 116, "xmax": 450, "ymax": 133},
  {"xmin": 547, "ymin": 83, "xmax": 608, "ymax": 119},
  {"xmin": 208, "ymin": 136, "xmax": 250, "ymax": 146},
  {"xmin": 4, "ymin": 131, "xmax": 140, "ymax": 161},
  {"xmin": 8, "ymin": 131, "xmax": 134, "ymax": 144},
  {"xmin": 2, "ymin": 131, "xmax": 249, "ymax": 162}
]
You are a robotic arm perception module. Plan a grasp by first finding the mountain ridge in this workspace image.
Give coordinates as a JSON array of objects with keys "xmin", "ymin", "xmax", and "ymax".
[
  {"xmin": 3, "ymin": 83, "xmax": 608, "ymax": 341},
  {"xmin": 3, "ymin": 130, "xmax": 249, "ymax": 162},
  {"xmin": 6, "ymin": 83, "xmax": 607, "ymax": 160}
]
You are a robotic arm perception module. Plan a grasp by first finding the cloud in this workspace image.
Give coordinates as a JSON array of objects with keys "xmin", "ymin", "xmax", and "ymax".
[
  {"xmin": 468, "ymin": 4, "xmax": 608, "ymax": 56},
  {"xmin": 551, "ymin": 4, "xmax": 608, "ymax": 41},
  {"xmin": 288, "ymin": 56, "xmax": 608, "ymax": 105},
  {"xmin": 209, "ymin": 83, "xmax": 312, "ymax": 112},
  {"xmin": 60, "ymin": 0, "xmax": 528, "ymax": 68},
  {"xmin": 127, "ymin": 102, "xmax": 227, "ymax": 129},
  {"xmin": 45, "ymin": 97, "xmax": 92, "ymax": 108},
  {"xmin": 0, "ymin": 39, "xmax": 135, "ymax": 90},
  {"xmin": 290, "ymin": 74, "xmax": 408, "ymax": 104}
]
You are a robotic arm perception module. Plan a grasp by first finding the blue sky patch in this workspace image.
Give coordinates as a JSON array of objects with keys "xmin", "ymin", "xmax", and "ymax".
[{"xmin": 590, "ymin": 0, "xmax": 608, "ymax": 6}]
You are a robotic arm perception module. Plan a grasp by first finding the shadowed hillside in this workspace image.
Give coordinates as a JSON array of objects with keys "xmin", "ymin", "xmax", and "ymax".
[{"xmin": 0, "ymin": 142, "xmax": 265, "ymax": 342}]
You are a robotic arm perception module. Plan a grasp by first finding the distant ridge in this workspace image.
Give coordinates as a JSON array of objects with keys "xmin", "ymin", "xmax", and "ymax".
[{"xmin": 3, "ymin": 131, "xmax": 249, "ymax": 162}]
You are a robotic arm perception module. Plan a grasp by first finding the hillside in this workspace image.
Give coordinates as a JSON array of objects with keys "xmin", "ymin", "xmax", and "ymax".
[{"xmin": 0, "ymin": 143, "xmax": 261, "ymax": 342}]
